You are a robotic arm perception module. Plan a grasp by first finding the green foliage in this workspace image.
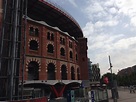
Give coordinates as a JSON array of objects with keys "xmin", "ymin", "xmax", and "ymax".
[
  {"xmin": 116, "ymin": 72, "xmax": 136, "ymax": 86},
  {"xmin": 101, "ymin": 72, "xmax": 136, "ymax": 86},
  {"xmin": 101, "ymin": 73, "xmax": 117, "ymax": 88}
]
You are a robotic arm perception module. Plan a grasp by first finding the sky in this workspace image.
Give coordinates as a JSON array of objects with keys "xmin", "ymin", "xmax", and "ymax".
[{"xmin": 48, "ymin": 0, "xmax": 136, "ymax": 75}]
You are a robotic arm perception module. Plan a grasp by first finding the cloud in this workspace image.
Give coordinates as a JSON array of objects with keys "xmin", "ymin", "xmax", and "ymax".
[
  {"xmin": 82, "ymin": 0, "xmax": 136, "ymax": 74},
  {"xmin": 104, "ymin": 0, "xmax": 115, "ymax": 7},
  {"xmin": 113, "ymin": 37, "xmax": 136, "ymax": 50},
  {"xmin": 95, "ymin": 20, "xmax": 118, "ymax": 27},
  {"xmin": 85, "ymin": 2, "xmax": 104, "ymax": 14},
  {"xmin": 109, "ymin": 7, "xmax": 118, "ymax": 14},
  {"xmin": 130, "ymin": 16, "xmax": 136, "ymax": 26},
  {"xmin": 49, "ymin": 0, "xmax": 136, "ymax": 75},
  {"xmin": 49, "ymin": 0, "xmax": 78, "ymax": 8},
  {"xmin": 115, "ymin": 0, "xmax": 136, "ymax": 15},
  {"xmin": 68, "ymin": 0, "xmax": 77, "ymax": 7},
  {"xmin": 82, "ymin": 21, "xmax": 94, "ymax": 37},
  {"xmin": 88, "ymin": 35, "xmax": 136, "ymax": 74},
  {"xmin": 115, "ymin": 0, "xmax": 136, "ymax": 27}
]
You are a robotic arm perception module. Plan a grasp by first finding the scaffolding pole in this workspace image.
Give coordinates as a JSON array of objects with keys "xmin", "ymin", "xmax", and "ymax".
[
  {"xmin": 0, "ymin": 0, "xmax": 26, "ymax": 101},
  {"xmin": 21, "ymin": 0, "xmax": 27, "ymax": 100}
]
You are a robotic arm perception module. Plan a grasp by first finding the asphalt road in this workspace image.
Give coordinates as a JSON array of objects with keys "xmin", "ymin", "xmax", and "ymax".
[{"xmin": 108, "ymin": 88, "xmax": 136, "ymax": 102}]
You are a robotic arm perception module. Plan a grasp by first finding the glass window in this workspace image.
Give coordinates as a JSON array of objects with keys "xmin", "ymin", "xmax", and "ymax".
[
  {"xmin": 60, "ymin": 37, "xmax": 62, "ymax": 44},
  {"xmin": 29, "ymin": 40, "xmax": 38, "ymax": 50},
  {"xmin": 28, "ymin": 61, "xmax": 39, "ymax": 80},
  {"xmin": 70, "ymin": 51, "xmax": 73, "ymax": 59},
  {"xmin": 47, "ymin": 63, "xmax": 56, "ymax": 80},
  {"xmin": 47, "ymin": 44, "xmax": 54, "ymax": 53},
  {"xmin": 60, "ymin": 47, "xmax": 65, "ymax": 56},
  {"xmin": 29, "ymin": 27, "xmax": 34, "ymax": 35},
  {"xmin": 35, "ymin": 28, "xmax": 39, "ymax": 37},
  {"xmin": 76, "ymin": 54, "xmax": 78, "ymax": 60},
  {"xmin": 71, "ymin": 67, "xmax": 75, "ymax": 80},
  {"xmin": 63, "ymin": 38, "xmax": 65, "ymax": 45},
  {"xmin": 51, "ymin": 33, "xmax": 54, "ymax": 41},
  {"xmin": 47, "ymin": 32, "xmax": 50, "ymax": 40},
  {"xmin": 69, "ymin": 41, "xmax": 72, "ymax": 48}
]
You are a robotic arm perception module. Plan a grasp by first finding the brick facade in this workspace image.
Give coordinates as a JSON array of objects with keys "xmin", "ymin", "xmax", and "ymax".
[{"xmin": 21, "ymin": 19, "xmax": 88, "ymax": 81}]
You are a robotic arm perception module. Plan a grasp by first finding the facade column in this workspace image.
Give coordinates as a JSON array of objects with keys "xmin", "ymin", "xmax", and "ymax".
[
  {"xmin": 56, "ymin": 32, "xmax": 60, "ymax": 59},
  {"xmin": 0, "ymin": 0, "xmax": 2, "ymax": 30},
  {"xmin": 40, "ymin": 58, "xmax": 46, "ymax": 80},
  {"xmin": 67, "ymin": 63, "xmax": 71, "ymax": 80},
  {"xmin": 56, "ymin": 60, "xmax": 61, "ymax": 80},
  {"xmin": 66, "ymin": 36, "xmax": 69, "ymax": 61}
]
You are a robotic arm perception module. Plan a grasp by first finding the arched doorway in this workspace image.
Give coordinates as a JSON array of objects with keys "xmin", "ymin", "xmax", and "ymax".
[
  {"xmin": 61, "ymin": 65, "xmax": 67, "ymax": 80},
  {"xmin": 47, "ymin": 63, "xmax": 55, "ymax": 80},
  {"xmin": 28, "ymin": 61, "xmax": 39, "ymax": 80},
  {"xmin": 71, "ymin": 66, "xmax": 75, "ymax": 80}
]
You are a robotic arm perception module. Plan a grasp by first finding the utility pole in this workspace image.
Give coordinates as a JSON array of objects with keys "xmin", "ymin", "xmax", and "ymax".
[
  {"xmin": 108, "ymin": 55, "xmax": 113, "ymax": 83},
  {"xmin": 108, "ymin": 55, "xmax": 117, "ymax": 102}
]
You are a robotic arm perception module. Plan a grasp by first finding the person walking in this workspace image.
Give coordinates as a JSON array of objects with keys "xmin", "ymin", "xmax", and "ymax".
[
  {"xmin": 130, "ymin": 86, "xmax": 135, "ymax": 93},
  {"xmin": 130, "ymin": 86, "xmax": 133, "ymax": 93},
  {"xmin": 132, "ymin": 86, "xmax": 135, "ymax": 93}
]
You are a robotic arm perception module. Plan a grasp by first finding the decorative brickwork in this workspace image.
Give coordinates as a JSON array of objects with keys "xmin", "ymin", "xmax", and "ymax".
[
  {"xmin": 22, "ymin": 18, "xmax": 88, "ymax": 80},
  {"xmin": 26, "ymin": 57, "xmax": 41, "ymax": 71}
]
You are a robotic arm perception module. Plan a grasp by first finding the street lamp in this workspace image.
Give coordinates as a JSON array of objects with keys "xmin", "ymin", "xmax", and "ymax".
[{"xmin": 108, "ymin": 55, "xmax": 118, "ymax": 102}]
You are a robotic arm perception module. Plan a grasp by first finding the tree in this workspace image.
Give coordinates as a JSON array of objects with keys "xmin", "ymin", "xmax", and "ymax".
[{"xmin": 101, "ymin": 73, "xmax": 117, "ymax": 88}]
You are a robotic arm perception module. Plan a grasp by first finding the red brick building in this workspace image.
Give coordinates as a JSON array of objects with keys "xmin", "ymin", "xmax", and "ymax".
[
  {"xmin": 0, "ymin": 0, "xmax": 88, "ymax": 100},
  {"xmin": 22, "ymin": 18, "xmax": 88, "ymax": 81}
]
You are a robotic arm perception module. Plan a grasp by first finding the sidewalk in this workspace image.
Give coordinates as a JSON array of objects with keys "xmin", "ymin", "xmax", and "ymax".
[{"xmin": 108, "ymin": 89, "xmax": 136, "ymax": 102}]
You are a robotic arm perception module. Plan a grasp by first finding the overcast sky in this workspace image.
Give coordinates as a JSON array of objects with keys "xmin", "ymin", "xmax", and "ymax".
[{"xmin": 49, "ymin": 0, "xmax": 136, "ymax": 75}]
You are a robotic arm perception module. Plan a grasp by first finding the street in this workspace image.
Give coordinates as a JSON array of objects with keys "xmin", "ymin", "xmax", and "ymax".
[{"xmin": 108, "ymin": 87, "xmax": 136, "ymax": 102}]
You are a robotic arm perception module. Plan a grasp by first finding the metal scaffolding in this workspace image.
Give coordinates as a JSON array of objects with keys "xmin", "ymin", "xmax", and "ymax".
[{"xmin": 0, "ymin": 0, "xmax": 27, "ymax": 101}]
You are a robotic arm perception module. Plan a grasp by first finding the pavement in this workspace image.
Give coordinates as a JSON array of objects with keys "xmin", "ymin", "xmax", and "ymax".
[{"xmin": 108, "ymin": 87, "xmax": 136, "ymax": 102}]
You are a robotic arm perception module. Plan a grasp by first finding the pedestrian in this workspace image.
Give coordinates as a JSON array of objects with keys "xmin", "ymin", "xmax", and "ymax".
[
  {"xmin": 132, "ymin": 86, "xmax": 135, "ymax": 93},
  {"xmin": 129, "ymin": 86, "xmax": 133, "ymax": 93}
]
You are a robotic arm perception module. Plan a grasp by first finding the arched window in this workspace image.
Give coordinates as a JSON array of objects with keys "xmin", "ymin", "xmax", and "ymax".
[
  {"xmin": 60, "ymin": 47, "xmax": 65, "ymax": 56},
  {"xmin": 35, "ymin": 28, "xmax": 39, "ymax": 37},
  {"xmin": 47, "ymin": 44, "xmax": 54, "ymax": 53},
  {"xmin": 71, "ymin": 43, "xmax": 73, "ymax": 48},
  {"xmin": 47, "ymin": 63, "xmax": 55, "ymax": 80},
  {"xmin": 60, "ymin": 37, "xmax": 62, "ymax": 44},
  {"xmin": 69, "ymin": 41, "xmax": 72, "ymax": 48},
  {"xmin": 29, "ymin": 40, "xmax": 38, "ymax": 50},
  {"xmin": 75, "ymin": 46, "xmax": 77, "ymax": 51},
  {"xmin": 29, "ymin": 27, "xmax": 34, "ymax": 35},
  {"xmin": 61, "ymin": 65, "xmax": 67, "ymax": 80},
  {"xmin": 70, "ymin": 51, "xmax": 73, "ymax": 59},
  {"xmin": 51, "ymin": 33, "xmax": 54, "ymax": 41},
  {"xmin": 71, "ymin": 66, "xmax": 75, "ymax": 80},
  {"xmin": 47, "ymin": 32, "xmax": 50, "ymax": 40},
  {"xmin": 77, "ymin": 68, "xmax": 80, "ymax": 80},
  {"xmin": 76, "ymin": 54, "xmax": 78, "ymax": 61},
  {"xmin": 69, "ymin": 41, "xmax": 70, "ymax": 47},
  {"xmin": 28, "ymin": 61, "xmax": 39, "ymax": 80},
  {"xmin": 63, "ymin": 38, "xmax": 65, "ymax": 45}
]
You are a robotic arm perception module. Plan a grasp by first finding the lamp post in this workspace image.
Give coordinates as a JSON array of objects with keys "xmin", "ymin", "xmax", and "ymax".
[
  {"xmin": 108, "ymin": 55, "xmax": 117, "ymax": 102},
  {"xmin": 108, "ymin": 56, "xmax": 113, "ymax": 85}
]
